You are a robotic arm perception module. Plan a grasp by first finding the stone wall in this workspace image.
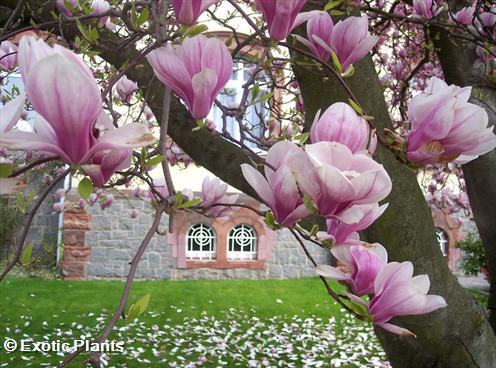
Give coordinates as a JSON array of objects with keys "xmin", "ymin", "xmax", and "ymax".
[{"xmin": 62, "ymin": 190, "xmax": 330, "ymax": 280}]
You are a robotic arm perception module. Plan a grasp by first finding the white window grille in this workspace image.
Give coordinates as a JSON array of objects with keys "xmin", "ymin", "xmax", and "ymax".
[
  {"xmin": 186, "ymin": 223, "xmax": 216, "ymax": 260},
  {"xmin": 435, "ymin": 228, "xmax": 449, "ymax": 257},
  {"xmin": 227, "ymin": 224, "xmax": 257, "ymax": 260},
  {"xmin": 208, "ymin": 60, "xmax": 270, "ymax": 148}
]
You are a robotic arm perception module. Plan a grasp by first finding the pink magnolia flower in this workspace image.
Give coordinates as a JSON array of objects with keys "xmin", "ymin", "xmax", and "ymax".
[
  {"xmin": 172, "ymin": 0, "xmax": 219, "ymax": 25},
  {"xmin": 91, "ymin": 0, "xmax": 116, "ymax": 30},
  {"xmin": 289, "ymin": 142, "xmax": 392, "ymax": 218},
  {"xmin": 0, "ymin": 37, "xmax": 156, "ymax": 186},
  {"xmin": 406, "ymin": 77, "xmax": 496, "ymax": 165},
  {"xmin": 330, "ymin": 15, "xmax": 378, "ymax": 73},
  {"xmin": 310, "ymin": 102, "xmax": 370, "ymax": 153},
  {"xmin": 0, "ymin": 41, "xmax": 18, "ymax": 71},
  {"xmin": 116, "ymin": 75, "xmax": 138, "ymax": 102},
  {"xmin": 56, "ymin": 0, "xmax": 80, "ymax": 16},
  {"xmin": 450, "ymin": 6, "xmax": 475, "ymax": 25},
  {"xmin": 147, "ymin": 35, "xmax": 232, "ymax": 119},
  {"xmin": 412, "ymin": 0, "xmax": 442, "ymax": 19},
  {"xmin": 254, "ymin": 0, "xmax": 308, "ymax": 41},
  {"xmin": 201, "ymin": 176, "xmax": 239, "ymax": 217},
  {"xmin": 0, "ymin": 93, "xmax": 26, "ymax": 134},
  {"xmin": 241, "ymin": 141, "xmax": 310, "ymax": 227},
  {"xmin": 363, "ymin": 262, "xmax": 447, "ymax": 336},
  {"xmin": 293, "ymin": 11, "xmax": 333, "ymax": 61},
  {"xmin": 478, "ymin": 12, "xmax": 496, "ymax": 29},
  {"xmin": 326, "ymin": 203, "xmax": 388, "ymax": 245},
  {"xmin": 131, "ymin": 209, "xmax": 139, "ymax": 218},
  {"xmin": 316, "ymin": 242, "xmax": 388, "ymax": 296}
]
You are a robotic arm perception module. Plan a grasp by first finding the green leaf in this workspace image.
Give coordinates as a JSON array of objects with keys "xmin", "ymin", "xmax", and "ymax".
[
  {"xmin": 78, "ymin": 178, "xmax": 93, "ymax": 200},
  {"xmin": 0, "ymin": 163, "xmax": 14, "ymax": 178},
  {"xmin": 348, "ymin": 99, "xmax": 363, "ymax": 115},
  {"xmin": 310, "ymin": 224, "xmax": 319, "ymax": 237},
  {"xmin": 143, "ymin": 155, "xmax": 165, "ymax": 167},
  {"xmin": 330, "ymin": 51, "xmax": 342, "ymax": 73},
  {"xmin": 264, "ymin": 211, "xmax": 276, "ymax": 228},
  {"xmin": 127, "ymin": 294, "xmax": 151, "ymax": 322},
  {"xmin": 324, "ymin": 0, "xmax": 342, "ymax": 10},
  {"xmin": 178, "ymin": 198, "xmax": 202, "ymax": 209},
  {"xmin": 175, "ymin": 192, "xmax": 183, "ymax": 207},
  {"xmin": 253, "ymin": 92, "xmax": 274, "ymax": 105},
  {"xmin": 330, "ymin": 9, "xmax": 345, "ymax": 16},
  {"xmin": 136, "ymin": 6, "xmax": 150, "ymax": 27},
  {"xmin": 303, "ymin": 194, "xmax": 318, "ymax": 215},
  {"xmin": 294, "ymin": 132, "xmax": 309, "ymax": 145},
  {"xmin": 21, "ymin": 244, "xmax": 33, "ymax": 266},
  {"xmin": 184, "ymin": 24, "xmax": 208, "ymax": 37},
  {"xmin": 251, "ymin": 83, "xmax": 260, "ymax": 100}
]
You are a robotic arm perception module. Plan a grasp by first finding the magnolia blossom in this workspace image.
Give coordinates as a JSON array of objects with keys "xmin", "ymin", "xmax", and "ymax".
[
  {"xmin": 450, "ymin": 6, "xmax": 475, "ymax": 25},
  {"xmin": 360, "ymin": 262, "xmax": 447, "ymax": 336},
  {"xmin": 0, "ymin": 41, "xmax": 17, "ymax": 71},
  {"xmin": 0, "ymin": 36, "xmax": 156, "ymax": 186},
  {"xmin": 316, "ymin": 242, "xmax": 388, "ymax": 296},
  {"xmin": 116, "ymin": 75, "xmax": 138, "ymax": 102},
  {"xmin": 289, "ymin": 142, "xmax": 392, "ymax": 218},
  {"xmin": 172, "ymin": 0, "xmax": 218, "ymax": 25},
  {"xmin": 56, "ymin": 0, "xmax": 80, "ymax": 16},
  {"xmin": 412, "ymin": 0, "xmax": 442, "ymax": 19},
  {"xmin": 241, "ymin": 141, "xmax": 310, "ymax": 227},
  {"xmin": 478, "ymin": 12, "xmax": 496, "ymax": 29},
  {"xmin": 329, "ymin": 15, "xmax": 378, "ymax": 73},
  {"xmin": 91, "ymin": 0, "xmax": 115, "ymax": 30},
  {"xmin": 147, "ymin": 35, "xmax": 232, "ymax": 119},
  {"xmin": 201, "ymin": 176, "xmax": 239, "ymax": 217},
  {"xmin": 406, "ymin": 77, "xmax": 496, "ymax": 165},
  {"xmin": 254, "ymin": 0, "xmax": 308, "ymax": 41},
  {"xmin": 310, "ymin": 102, "xmax": 370, "ymax": 153},
  {"xmin": 326, "ymin": 203, "xmax": 388, "ymax": 245},
  {"xmin": 0, "ymin": 93, "xmax": 26, "ymax": 134},
  {"xmin": 293, "ymin": 11, "xmax": 333, "ymax": 61}
]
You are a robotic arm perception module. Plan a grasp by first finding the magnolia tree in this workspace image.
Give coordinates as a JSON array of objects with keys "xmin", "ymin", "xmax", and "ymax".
[{"xmin": 0, "ymin": 0, "xmax": 496, "ymax": 367}]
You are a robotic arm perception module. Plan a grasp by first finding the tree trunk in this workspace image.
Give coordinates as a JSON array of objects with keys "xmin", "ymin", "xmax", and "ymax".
[
  {"xmin": 289, "ymin": 4, "xmax": 496, "ymax": 367},
  {"xmin": 431, "ymin": 2, "xmax": 496, "ymax": 332}
]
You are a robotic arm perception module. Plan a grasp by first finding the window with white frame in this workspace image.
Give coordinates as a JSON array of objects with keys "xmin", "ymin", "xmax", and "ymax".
[
  {"xmin": 208, "ymin": 60, "xmax": 270, "ymax": 148},
  {"xmin": 227, "ymin": 224, "xmax": 257, "ymax": 260},
  {"xmin": 435, "ymin": 228, "xmax": 449, "ymax": 256},
  {"xmin": 186, "ymin": 223, "xmax": 216, "ymax": 260}
]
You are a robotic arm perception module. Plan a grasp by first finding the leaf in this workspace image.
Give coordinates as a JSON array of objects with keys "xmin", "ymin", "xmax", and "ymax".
[
  {"xmin": 330, "ymin": 51, "xmax": 342, "ymax": 73},
  {"xmin": 184, "ymin": 24, "xmax": 208, "ymax": 37},
  {"xmin": 127, "ymin": 294, "xmax": 151, "ymax": 322},
  {"xmin": 0, "ymin": 163, "xmax": 14, "ymax": 178},
  {"xmin": 78, "ymin": 178, "xmax": 94, "ymax": 200},
  {"xmin": 143, "ymin": 155, "xmax": 165, "ymax": 167},
  {"xmin": 310, "ymin": 224, "xmax": 319, "ymax": 237},
  {"xmin": 136, "ymin": 6, "xmax": 150, "ymax": 27},
  {"xmin": 348, "ymin": 99, "xmax": 363, "ymax": 115},
  {"xmin": 175, "ymin": 192, "xmax": 183, "ymax": 207},
  {"xmin": 294, "ymin": 132, "xmax": 309, "ymax": 145},
  {"xmin": 303, "ymin": 194, "xmax": 318, "ymax": 215},
  {"xmin": 324, "ymin": 0, "xmax": 342, "ymax": 10},
  {"xmin": 21, "ymin": 244, "xmax": 33, "ymax": 266},
  {"xmin": 253, "ymin": 92, "xmax": 274, "ymax": 105},
  {"xmin": 251, "ymin": 83, "xmax": 260, "ymax": 100},
  {"xmin": 178, "ymin": 198, "xmax": 202, "ymax": 209}
]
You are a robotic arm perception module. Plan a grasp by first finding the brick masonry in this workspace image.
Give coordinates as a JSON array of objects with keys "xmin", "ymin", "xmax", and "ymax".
[{"xmin": 61, "ymin": 190, "xmax": 330, "ymax": 280}]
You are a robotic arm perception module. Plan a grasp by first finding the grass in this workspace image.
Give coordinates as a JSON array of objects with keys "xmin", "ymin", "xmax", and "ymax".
[
  {"xmin": 1, "ymin": 277, "xmax": 386, "ymax": 367},
  {"xmin": 0, "ymin": 277, "xmax": 488, "ymax": 367}
]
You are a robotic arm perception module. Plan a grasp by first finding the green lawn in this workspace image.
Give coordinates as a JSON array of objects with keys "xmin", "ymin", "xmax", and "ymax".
[{"xmin": 0, "ymin": 277, "xmax": 487, "ymax": 367}]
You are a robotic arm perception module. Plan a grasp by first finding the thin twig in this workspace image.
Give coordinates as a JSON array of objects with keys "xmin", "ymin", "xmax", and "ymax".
[{"xmin": 289, "ymin": 228, "xmax": 366, "ymax": 320}]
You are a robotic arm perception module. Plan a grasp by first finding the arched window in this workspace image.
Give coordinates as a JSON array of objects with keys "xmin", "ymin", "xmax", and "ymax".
[
  {"xmin": 227, "ymin": 224, "xmax": 257, "ymax": 260},
  {"xmin": 435, "ymin": 228, "xmax": 449, "ymax": 257},
  {"xmin": 186, "ymin": 224, "xmax": 216, "ymax": 260}
]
